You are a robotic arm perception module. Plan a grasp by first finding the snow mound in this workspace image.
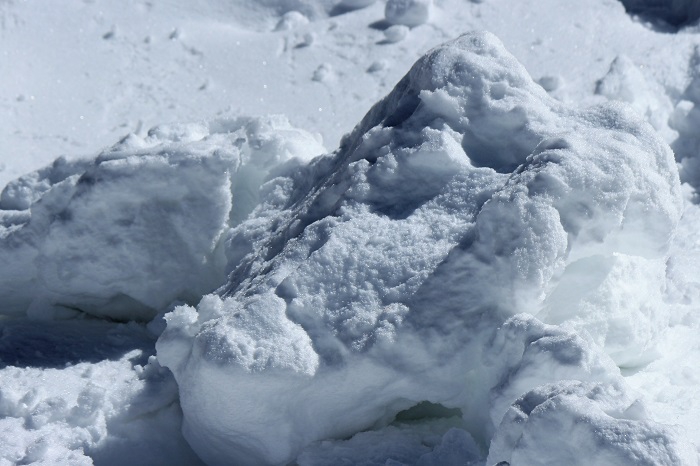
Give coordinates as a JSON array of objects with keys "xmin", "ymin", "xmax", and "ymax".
[
  {"xmin": 595, "ymin": 55, "xmax": 674, "ymax": 142},
  {"xmin": 157, "ymin": 31, "xmax": 684, "ymax": 465},
  {"xmin": 0, "ymin": 116, "xmax": 324, "ymax": 321}
]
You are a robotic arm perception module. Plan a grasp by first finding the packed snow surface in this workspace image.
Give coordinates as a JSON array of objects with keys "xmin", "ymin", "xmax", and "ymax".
[{"xmin": 4, "ymin": 0, "xmax": 700, "ymax": 465}]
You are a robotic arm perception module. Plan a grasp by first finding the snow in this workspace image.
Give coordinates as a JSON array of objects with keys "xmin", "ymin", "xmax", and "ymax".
[
  {"xmin": 487, "ymin": 380, "xmax": 696, "ymax": 466},
  {"xmin": 0, "ymin": 116, "xmax": 323, "ymax": 320},
  {"xmin": 384, "ymin": 24, "xmax": 410, "ymax": 43},
  {"xmin": 155, "ymin": 31, "xmax": 686, "ymax": 465},
  {"xmin": 3, "ymin": 0, "xmax": 700, "ymax": 465},
  {"xmin": 385, "ymin": 0, "xmax": 432, "ymax": 27}
]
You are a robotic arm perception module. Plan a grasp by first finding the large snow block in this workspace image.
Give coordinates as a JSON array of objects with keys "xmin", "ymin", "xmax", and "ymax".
[
  {"xmin": 157, "ymin": 32, "xmax": 684, "ymax": 465},
  {"xmin": 0, "ymin": 116, "xmax": 323, "ymax": 320}
]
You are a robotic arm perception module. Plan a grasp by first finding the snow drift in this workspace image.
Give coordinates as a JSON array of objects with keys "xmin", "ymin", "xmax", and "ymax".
[
  {"xmin": 155, "ymin": 32, "xmax": 688, "ymax": 465},
  {"xmin": 0, "ymin": 116, "xmax": 323, "ymax": 321}
]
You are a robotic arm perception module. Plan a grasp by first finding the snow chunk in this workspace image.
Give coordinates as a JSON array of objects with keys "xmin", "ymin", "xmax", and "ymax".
[
  {"xmin": 0, "ymin": 116, "xmax": 324, "ymax": 320},
  {"xmin": 540, "ymin": 254, "xmax": 669, "ymax": 367},
  {"xmin": 384, "ymin": 24, "xmax": 410, "ymax": 43},
  {"xmin": 595, "ymin": 55, "xmax": 674, "ymax": 140},
  {"xmin": 157, "ymin": 32, "xmax": 683, "ymax": 465},
  {"xmin": 488, "ymin": 381, "xmax": 696, "ymax": 466},
  {"xmin": 274, "ymin": 11, "xmax": 310, "ymax": 31},
  {"xmin": 385, "ymin": 0, "xmax": 433, "ymax": 27}
]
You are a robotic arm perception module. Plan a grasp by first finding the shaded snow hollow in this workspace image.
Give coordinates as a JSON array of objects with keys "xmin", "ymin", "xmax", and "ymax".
[{"xmin": 0, "ymin": 31, "xmax": 694, "ymax": 465}]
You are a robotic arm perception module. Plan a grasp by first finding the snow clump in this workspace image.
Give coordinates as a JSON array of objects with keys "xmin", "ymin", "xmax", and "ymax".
[
  {"xmin": 384, "ymin": 24, "xmax": 410, "ymax": 43},
  {"xmin": 619, "ymin": 0, "xmax": 700, "ymax": 27},
  {"xmin": 157, "ymin": 31, "xmax": 685, "ymax": 465},
  {"xmin": 487, "ymin": 380, "xmax": 696, "ymax": 465},
  {"xmin": 0, "ymin": 116, "xmax": 324, "ymax": 321},
  {"xmin": 0, "ymin": 319, "xmax": 203, "ymax": 466},
  {"xmin": 385, "ymin": 0, "xmax": 433, "ymax": 27}
]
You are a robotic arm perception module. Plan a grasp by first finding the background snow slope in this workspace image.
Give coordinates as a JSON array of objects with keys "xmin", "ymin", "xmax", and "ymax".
[
  {"xmin": 3, "ymin": 0, "xmax": 698, "ymax": 188},
  {"xmin": 3, "ymin": 0, "xmax": 700, "ymax": 465}
]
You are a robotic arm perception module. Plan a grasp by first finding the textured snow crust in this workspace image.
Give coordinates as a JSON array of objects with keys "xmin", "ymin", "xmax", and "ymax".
[
  {"xmin": 0, "ymin": 319, "xmax": 204, "ymax": 466},
  {"xmin": 0, "ymin": 116, "xmax": 323, "ymax": 321},
  {"xmin": 156, "ymin": 32, "xmax": 688, "ymax": 465},
  {"xmin": 3, "ymin": 0, "xmax": 700, "ymax": 463}
]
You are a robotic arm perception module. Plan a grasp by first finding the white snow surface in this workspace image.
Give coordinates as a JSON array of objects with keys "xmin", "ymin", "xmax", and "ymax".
[
  {"xmin": 0, "ymin": 319, "xmax": 204, "ymax": 466},
  {"xmin": 3, "ymin": 0, "xmax": 700, "ymax": 465}
]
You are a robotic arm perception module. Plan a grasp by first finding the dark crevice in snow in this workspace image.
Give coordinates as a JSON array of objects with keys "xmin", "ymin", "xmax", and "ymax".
[
  {"xmin": 370, "ymin": 197, "xmax": 430, "ymax": 219},
  {"xmin": 393, "ymin": 401, "xmax": 464, "ymax": 422},
  {"xmin": 670, "ymin": 46, "xmax": 700, "ymax": 195},
  {"xmin": 619, "ymin": 0, "xmax": 700, "ymax": 30}
]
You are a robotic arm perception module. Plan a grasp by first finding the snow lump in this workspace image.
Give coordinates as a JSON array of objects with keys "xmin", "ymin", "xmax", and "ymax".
[
  {"xmin": 0, "ymin": 116, "xmax": 324, "ymax": 321},
  {"xmin": 385, "ymin": 0, "xmax": 433, "ymax": 27},
  {"xmin": 157, "ymin": 32, "xmax": 686, "ymax": 465}
]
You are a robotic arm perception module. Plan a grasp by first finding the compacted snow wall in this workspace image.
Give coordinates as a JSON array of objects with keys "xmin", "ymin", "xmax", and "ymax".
[{"xmin": 156, "ymin": 32, "xmax": 690, "ymax": 465}]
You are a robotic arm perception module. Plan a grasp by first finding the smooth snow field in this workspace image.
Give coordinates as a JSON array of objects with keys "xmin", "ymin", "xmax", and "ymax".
[{"xmin": 4, "ymin": 1, "xmax": 700, "ymax": 465}]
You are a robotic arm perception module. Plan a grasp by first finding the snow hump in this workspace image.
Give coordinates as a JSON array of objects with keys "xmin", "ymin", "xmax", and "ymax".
[
  {"xmin": 0, "ymin": 116, "xmax": 324, "ymax": 321},
  {"xmin": 157, "ymin": 32, "xmax": 685, "ymax": 466}
]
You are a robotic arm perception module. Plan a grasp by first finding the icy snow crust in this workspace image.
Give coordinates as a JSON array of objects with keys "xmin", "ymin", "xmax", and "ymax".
[{"xmin": 155, "ymin": 32, "xmax": 690, "ymax": 465}]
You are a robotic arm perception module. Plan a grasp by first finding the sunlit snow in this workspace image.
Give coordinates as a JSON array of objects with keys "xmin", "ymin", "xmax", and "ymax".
[{"xmin": 2, "ymin": 1, "xmax": 700, "ymax": 465}]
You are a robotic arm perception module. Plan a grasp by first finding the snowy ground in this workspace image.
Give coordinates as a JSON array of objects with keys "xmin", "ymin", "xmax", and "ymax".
[{"xmin": 3, "ymin": 0, "xmax": 700, "ymax": 465}]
